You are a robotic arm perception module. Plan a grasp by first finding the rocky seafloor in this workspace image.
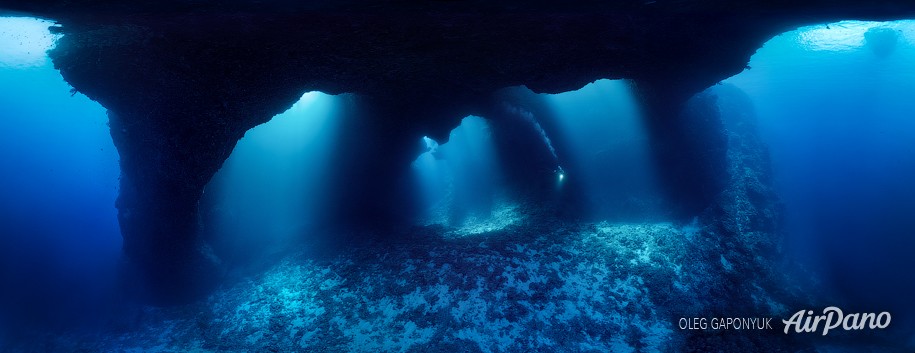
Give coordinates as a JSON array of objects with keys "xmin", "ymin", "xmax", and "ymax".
[
  {"xmin": 8, "ymin": 88, "xmax": 877, "ymax": 352},
  {"xmin": 17, "ymin": 206, "xmax": 815, "ymax": 352}
]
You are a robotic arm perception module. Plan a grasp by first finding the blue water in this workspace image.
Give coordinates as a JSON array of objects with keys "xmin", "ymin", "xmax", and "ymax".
[
  {"xmin": 3, "ymin": 14, "xmax": 915, "ymax": 348},
  {"xmin": 410, "ymin": 80, "xmax": 663, "ymax": 230},
  {"xmin": 199, "ymin": 92, "xmax": 345, "ymax": 267},
  {"xmin": 413, "ymin": 116, "xmax": 505, "ymax": 227},
  {"xmin": 724, "ymin": 20, "xmax": 915, "ymax": 323},
  {"xmin": 541, "ymin": 79, "xmax": 661, "ymax": 219},
  {"xmin": 0, "ymin": 18, "xmax": 121, "ymax": 331}
]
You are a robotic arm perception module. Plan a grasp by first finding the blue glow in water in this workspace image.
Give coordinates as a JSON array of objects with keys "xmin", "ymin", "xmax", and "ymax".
[
  {"xmin": 412, "ymin": 116, "xmax": 504, "ymax": 228},
  {"xmin": 413, "ymin": 81, "xmax": 663, "ymax": 227},
  {"xmin": 200, "ymin": 92, "xmax": 343, "ymax": 262},
  {"xmin": 724, "ymin": 20, "xmax": 915, "ymax": 322},
  {"xmin": 0, "ymin": 16, "xmax": 121, "ymax": 328},
  {"xmin": 500, "ymin": 102, "xmax": 559, "ymax": 162},
  {"xmin": 543, "ymin": 79, "xmax": 662, "ymax": 219},
  {"xmin": 0, "ymin": 17, "xmax": 59, "ymax": 69}
]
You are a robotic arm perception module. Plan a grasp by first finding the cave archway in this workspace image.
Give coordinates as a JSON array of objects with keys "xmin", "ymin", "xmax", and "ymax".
[{"xmin": 3, "ymin": 0, "xmax": 915, "ymax": 303}]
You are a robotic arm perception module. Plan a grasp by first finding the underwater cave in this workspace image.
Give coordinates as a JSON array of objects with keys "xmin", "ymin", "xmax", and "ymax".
[{"xmin": 2, "ymin": 1, "xmax": 915, "ymax": 351}]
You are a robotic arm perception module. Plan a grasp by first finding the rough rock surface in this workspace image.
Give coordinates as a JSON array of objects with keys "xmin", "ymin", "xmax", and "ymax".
[
  {"xmin": 3, "ymin": 0, "xmax": 915, "ymax": 301},
  {"xmin": 14, "ymin": 218, "xmax": 807, "ymax": 352},
  {"xmin": 3, "ymin": 86, "xmax": 852, "ymax": 352}
]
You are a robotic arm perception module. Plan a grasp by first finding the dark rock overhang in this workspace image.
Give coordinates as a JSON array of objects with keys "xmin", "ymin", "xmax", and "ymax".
[
  {"xmin": 8, "ymin": 1, "xmax": 915, "ymax": 100},
  {"xmin": 3, "ymin": 0, "xmax": 915, "ymax": 303}
]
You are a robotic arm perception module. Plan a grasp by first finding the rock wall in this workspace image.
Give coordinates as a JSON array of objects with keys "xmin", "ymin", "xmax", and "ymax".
[{"xmin": 14, "ymin": 1, "xmax": 915, "ymax": 302}]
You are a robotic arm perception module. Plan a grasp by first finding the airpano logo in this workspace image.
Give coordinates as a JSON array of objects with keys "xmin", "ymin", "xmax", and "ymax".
[
  {"xmin": 782, "ymin": 307, "xmax": 891, "ymax": 335},
  {"xmin": 678, "ymin": 306, "xmax": 891, "ymax": 335}
]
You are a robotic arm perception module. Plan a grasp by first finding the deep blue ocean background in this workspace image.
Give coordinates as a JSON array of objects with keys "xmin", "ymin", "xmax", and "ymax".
[
  {"xmin": 0, "ymin": 17, "xmax": 122, "ymax": 333},
  {"xmin": 1, "ymin": 16, "xmax": 915, "ymax": 348},
  {"xmin": 724, "ymin": 20, "xmax": 915, "ymax": 325}
]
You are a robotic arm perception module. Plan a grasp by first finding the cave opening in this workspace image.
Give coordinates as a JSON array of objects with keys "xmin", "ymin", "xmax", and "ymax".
[
  {"xmin": 0, "ymin": 15, "xmax": 122, "ymax": 334},
  {"xmin": 722, "ymin": 19, "xmax": 915, "ymax": 332},
  {"xmin": 3, "ymin": 3, "xmax": 915, "ymax": 348},
  {"xmin": 540, "ymin": 79, "xmax": 664, "ymax": 221},
  {"xmin": 202, "ymin": 78, "xmax": 676, "ymax": 254},
  {"xmin": 198, "ymin": 91, "xmax": 347, "ymax": 273},
  {"xmin": 409, "ymin": 79, "xmax": 668, "ymax": 235},
  {"xmin": 411, "ymin": 116, "xmax": 516, "ymax": 236}
]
